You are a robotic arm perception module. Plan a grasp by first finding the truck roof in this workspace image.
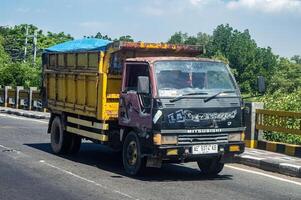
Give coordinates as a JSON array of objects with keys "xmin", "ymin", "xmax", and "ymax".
[
  {"xmin": 45, "ymin": 38, "xmax": 112, "ymax": 53},
  {"xmin": 126, "ymin": 57, "xmax": 222, "ymax": 64},
  {"xmin": 44, "ymin": 39, "xmax": 204, "ymax": 56}
]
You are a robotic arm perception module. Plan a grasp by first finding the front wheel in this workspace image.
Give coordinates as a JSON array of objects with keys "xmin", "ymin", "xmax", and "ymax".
[
  {"xmin": 122, "ymin": 132, "xmax": 145, "ymax": 175},
  {"xmin": 197, "ymin": 158, "xmax": 224, "ymax": 176}
]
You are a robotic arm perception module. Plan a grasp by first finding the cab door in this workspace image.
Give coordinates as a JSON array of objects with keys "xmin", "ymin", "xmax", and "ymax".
[{"xmin": 119, "ymin": 62, "xmax": 153, "ymax": 130}]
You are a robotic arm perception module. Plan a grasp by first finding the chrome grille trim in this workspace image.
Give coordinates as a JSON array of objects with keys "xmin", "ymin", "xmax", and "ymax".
[{"xmin": 177, "ymin": 133, "xmax": 228, "ymax": 145}]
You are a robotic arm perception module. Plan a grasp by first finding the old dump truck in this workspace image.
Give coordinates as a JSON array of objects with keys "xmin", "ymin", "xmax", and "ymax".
[{"xmin": 43, "ymin": 38, "xmax": 245, "ymax": 175}]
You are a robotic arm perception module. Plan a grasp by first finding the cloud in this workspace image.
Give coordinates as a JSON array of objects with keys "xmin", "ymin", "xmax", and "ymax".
[
  {"xmin": 16, "ymin": 8, "xmax": 30, "ymax": 13},
  {"xmin": 190, "ymin": 0, "xmax": 203, "ymax": 5},
  {"xmin": 227, "ymin": 0, "xmax": 301, "ymax": 14},
  {"xmin": 144, "ymin": 5, "xmax": 164, "ymax": 16}
]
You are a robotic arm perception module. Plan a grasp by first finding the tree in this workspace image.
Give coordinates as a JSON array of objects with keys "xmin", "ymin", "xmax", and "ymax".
[
  {"xmin": 0, "ymin": 35, "xmax": 10, "ymax": 66},
  {"xmin": 168, "ymin": 32, "xmax": 187, "ymax": 44},
  {"xmin": 118, "ymin": 35, "xmax": 134, "ymax": 42},
  {"xmin": 39, "ymin": 31, "xmax": 73, "ymax": 49},
  {"xmin": 291, "ymin": 55, "xmax": 301, "ymax": 64},
  {"xmin": 269, "ymin": 58, "xmax": 301, "ymax": 93},
  {"xmin": 94, "ymin": 32, "xmax": 112, "ymax": 40},
  {"xmin": 207, "ymin": 24, "xmax": 233, "ymax": 57},
  {"xmin": 168, "ymin": 24, "xmax": 280, "ymax": 93},
  {"xmin": 0, "ymin": 24, "xmax": 73, "ymax": 87},
  {"xmin": 0, "ymin": 24, "xmax": 73, "ymax": 62}
]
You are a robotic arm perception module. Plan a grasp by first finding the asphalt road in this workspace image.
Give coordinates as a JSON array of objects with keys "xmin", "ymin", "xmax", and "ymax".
[{"xmin": 1, "ymin": 113, "xmax": 301, "ymax": 200}]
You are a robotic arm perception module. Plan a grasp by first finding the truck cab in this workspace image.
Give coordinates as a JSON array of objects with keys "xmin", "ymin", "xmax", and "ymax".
[{"xmin": 119, "ymin": 57, "xmax": 245, "ymax": 175}]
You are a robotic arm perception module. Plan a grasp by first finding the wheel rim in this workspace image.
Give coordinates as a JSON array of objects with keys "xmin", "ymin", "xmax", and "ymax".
[{"xmin": 126, "ymin": 141, "xmax": 138, "ymax": 166}]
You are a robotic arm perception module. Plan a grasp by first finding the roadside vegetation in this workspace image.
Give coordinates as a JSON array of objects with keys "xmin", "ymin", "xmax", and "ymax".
[{"xmin": 0, "ymin": 23, "xmax": 300, "ymax": 144}]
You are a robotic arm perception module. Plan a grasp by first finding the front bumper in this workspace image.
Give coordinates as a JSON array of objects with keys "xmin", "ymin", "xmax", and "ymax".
[{"xmin": 152, "ymin": 142, "xmax": 245, "ymax": 163}]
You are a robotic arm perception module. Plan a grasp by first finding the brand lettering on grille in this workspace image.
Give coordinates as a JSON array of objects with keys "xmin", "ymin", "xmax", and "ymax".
[
  {"xmin": 168, "ymin": 109, "xmax": 237, "ymax": 123},
  {"xmin": 187, "ymin": 129, "xmax": 222, "ymax": 133}
]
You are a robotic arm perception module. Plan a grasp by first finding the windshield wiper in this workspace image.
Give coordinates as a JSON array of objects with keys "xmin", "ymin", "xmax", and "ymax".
[
  {"xmin": 204, "ymin": 90, "xmax": 236, "ymax": 103},
  {"xmin": 169, "ymin": 92, "xmax": 208, "ymax": 103}
]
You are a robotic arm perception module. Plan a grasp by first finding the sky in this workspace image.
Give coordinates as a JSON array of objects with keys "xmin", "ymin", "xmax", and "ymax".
[{"xmin": 1, "ymin": 0, "xmax": 301, "ymax": 57}]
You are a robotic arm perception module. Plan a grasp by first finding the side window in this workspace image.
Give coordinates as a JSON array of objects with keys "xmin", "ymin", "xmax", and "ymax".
[{"xmin": 124, "ymin": 64, "xmax": 150, "ymax": 92}]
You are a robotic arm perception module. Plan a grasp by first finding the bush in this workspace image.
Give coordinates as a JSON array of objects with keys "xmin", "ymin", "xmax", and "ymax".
[
  {"xmin": 0, "ymin": 61, "xmax": 41, "ymax": 88},
  {"xmin": 258, "ymin": 90, "xmax": 301, "ymax": 145}
]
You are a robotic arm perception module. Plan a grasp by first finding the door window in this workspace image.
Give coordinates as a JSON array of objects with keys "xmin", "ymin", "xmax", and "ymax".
[{"xmin": 124, "ymin": 64, "xmax": 150, "ymax": 92}]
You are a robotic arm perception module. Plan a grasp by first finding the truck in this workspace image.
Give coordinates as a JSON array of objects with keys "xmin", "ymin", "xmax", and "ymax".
[{"xmin": 42, "ymin": 38, "xmax": 245, "ymax": 175}]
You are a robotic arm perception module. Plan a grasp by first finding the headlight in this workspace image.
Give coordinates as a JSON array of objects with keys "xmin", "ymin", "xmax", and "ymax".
[
  {"xmin": 228, "ymin": 132, "xmax": 244, "ymax": 142},
  {"xmin": 153, "ymin": 133, "xmax": 162, "ymax": 145},
  {"xmin": 162, "ymin": 135, "xmax": 178, "ymax": 145},
  {"xmin": 153, "ymin": 134, "xmax": 178, "ymax": 145}
]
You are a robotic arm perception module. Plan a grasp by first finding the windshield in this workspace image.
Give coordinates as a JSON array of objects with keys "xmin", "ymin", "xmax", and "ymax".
[{"xmin": 154, "ymin": 61, "xmax": 237, "ymax": 97}]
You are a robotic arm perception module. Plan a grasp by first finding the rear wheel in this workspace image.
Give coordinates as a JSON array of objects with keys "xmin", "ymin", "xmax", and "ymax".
[
  {"xmin": 122, "ymin": 132, "xmax": 145, "ymax": 175},
  {"xmin": 197, "ymin": 158, "xmax": 224, "ymax": 176},
  {"xmin": 50, "ymin": 117, "xmax": 71, "ymax": 154}
]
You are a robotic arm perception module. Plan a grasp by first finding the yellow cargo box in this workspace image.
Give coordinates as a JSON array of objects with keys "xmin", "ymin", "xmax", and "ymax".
[{"xmin": 44, "ymin": 50, "xmax": 121, "ymax": 121}]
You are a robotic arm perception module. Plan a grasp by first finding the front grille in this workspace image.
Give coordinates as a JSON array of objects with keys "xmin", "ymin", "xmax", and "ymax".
[{"xmin": 177, "ymin": 133, "xmax": 228, "ymax": 145}]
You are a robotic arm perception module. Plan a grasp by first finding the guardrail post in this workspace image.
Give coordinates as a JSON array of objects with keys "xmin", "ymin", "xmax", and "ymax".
[
  {"xmin": 29, "ymin": 87, "xmax": 37, "ymax": 111},
  {"xmin": 4, "ymin": 86, "xmax": 12, "ymax": 108},
  {"xmin": 244, "ymin": 102, "xmax": 264, "ymax": 148},
  {"xmin": 15, "ymin": 86, "xmax": 24, "ymax": 109}
]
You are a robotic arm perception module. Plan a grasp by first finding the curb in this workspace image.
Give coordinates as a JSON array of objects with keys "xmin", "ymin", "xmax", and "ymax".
[
  {"xmin": 0, "ymin": 107, "xmax": 50, "ymax": 120},
  {"xmin": 237, "ymin": 154, "xmax": 301, "ymax": 178},
  {"xmin": 257, "ymin": 140, "xmax": 301, "ymax": 158}
]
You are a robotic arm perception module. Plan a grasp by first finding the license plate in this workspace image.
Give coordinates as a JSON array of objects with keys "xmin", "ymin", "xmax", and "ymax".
[{"xmin": 192, "ymin": 144, "xmax": 218, "ymax": 154}]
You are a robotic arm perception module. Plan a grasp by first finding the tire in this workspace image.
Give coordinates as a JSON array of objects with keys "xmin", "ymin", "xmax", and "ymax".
[
  {"xmin": 197, "ymin": 158, "xmax": 224, "ymax": 176},
  {"xmin": 122, "ymin": 132, "xmax": 145, "ymax": 175},
  {"xmin": 50, "ymin": 117, "xmax": 71, "ymax": 154},
  {"xmin": 68, "ymin": 133, "xmax": 81, "ymax": 154}
]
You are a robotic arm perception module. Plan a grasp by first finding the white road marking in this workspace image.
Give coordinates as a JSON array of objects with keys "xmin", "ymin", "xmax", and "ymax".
[
  {"xmin": 39, "ymin": 160, "xmax": 140, "ymax": 200},
  {"xmin": 0, "ymin": 113, "xmax": 48, "ymax": 124},
  {"xmin": 226, "ymin": 165, "xmax": 301, "ymax": 187},
  {"xmin": 0, "ymin": 144, "xmax": 14, "ymax": 150}
]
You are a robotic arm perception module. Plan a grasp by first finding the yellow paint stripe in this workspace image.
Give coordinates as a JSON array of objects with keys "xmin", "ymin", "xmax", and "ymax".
[
  {"xmin": 66, "ymin": 126, "xmax": 108, "ymax": 142},
  {"xmin": 285, "ymin": 145, "xmax": 296, "ymax": 156},
  {"xmin": 244, "ymin": 140, "xmax": 258, "ymax": 148},
  {"xmin": 67, "ymin": 116, "xmax": 108, "ymax": 130},
  {"xmin": 266, "ymin": 142, "xmax": 277, "ymax": 152}
]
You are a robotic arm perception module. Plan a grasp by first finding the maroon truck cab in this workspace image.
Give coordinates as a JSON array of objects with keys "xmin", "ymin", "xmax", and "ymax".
[{"xmin": 118, "ymin": 57, "xmax": 245, "ymax": 175}]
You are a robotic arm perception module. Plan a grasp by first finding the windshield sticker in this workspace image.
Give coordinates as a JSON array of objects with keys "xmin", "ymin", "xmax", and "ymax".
[
  {"xmin": 168, "ymin": 109, "xmax": 237, "ymax": 123},
  {"xmin": 159, "ymin": 90, "xmax": 178, "ymax": 97}
]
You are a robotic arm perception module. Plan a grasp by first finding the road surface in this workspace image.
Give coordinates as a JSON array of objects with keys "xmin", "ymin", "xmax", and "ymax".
[{"xmin": 1, "ymin": 113, "xmax": 301, "ymax": 200}]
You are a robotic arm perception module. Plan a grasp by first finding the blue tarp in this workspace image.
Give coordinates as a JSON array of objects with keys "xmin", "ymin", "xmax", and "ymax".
[{"xmin": 44, "ymin": 38, "xmax": 112, "ymax": 53}]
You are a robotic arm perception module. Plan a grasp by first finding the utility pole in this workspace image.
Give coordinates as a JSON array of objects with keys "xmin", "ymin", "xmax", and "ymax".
[
  {"xmin": 24, "ymin": 25, "xmax": 28, "ymax": 62},
  {"xmin": 24, "ymin": 26, "xmax": 38, "ymax": 64},
  {"xmin": 33, "ymin": 30, "xmax": 37, "ymax": 63}
]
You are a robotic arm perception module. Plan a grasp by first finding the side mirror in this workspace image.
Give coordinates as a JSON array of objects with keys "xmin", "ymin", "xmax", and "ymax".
[
  {"xmin": 257, "ymin": 76, "xmax": 266, "ymax": 94},
  {"xmin": 137, "ymin": 76, "xmax": 150, "ymax": 94}
]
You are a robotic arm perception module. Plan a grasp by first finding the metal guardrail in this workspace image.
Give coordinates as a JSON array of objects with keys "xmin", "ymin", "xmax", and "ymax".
[{"xmin": 256, "ymin": 109, "xmax": 301, "ymax": 135}]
